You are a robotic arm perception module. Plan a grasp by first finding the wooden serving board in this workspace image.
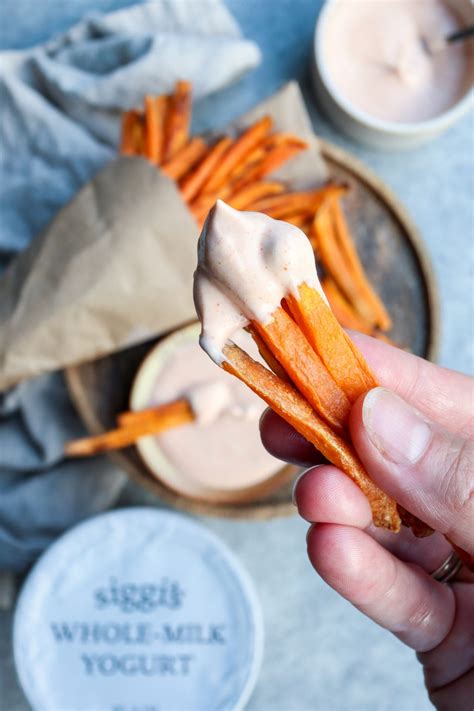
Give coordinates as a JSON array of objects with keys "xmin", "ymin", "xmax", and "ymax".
[{"xmin": 66, "ymin": 140, "xmax": 439, "ymax": 520}]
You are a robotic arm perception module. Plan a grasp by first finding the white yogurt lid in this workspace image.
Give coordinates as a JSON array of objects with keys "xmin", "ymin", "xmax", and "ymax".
[{"xmin": 14, "ymin": 508, "xmax": 264, "ymax": 711}]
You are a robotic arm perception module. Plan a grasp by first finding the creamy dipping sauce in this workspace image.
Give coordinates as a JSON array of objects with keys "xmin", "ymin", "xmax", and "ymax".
[
  {"xmin": 194, "ymin": 200, "xmax": 323, "ymax": 364},
  {"xmin": 322, "ymin": 0, "xmax": 473, "ymax": 123},
  {"xmin": 149, "ymin": 332, "xmax": 278, "ymax": 491}
]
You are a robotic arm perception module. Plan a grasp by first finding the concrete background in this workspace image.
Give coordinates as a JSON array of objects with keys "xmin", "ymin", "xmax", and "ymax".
[{"xmin": 1, "ymin": 1, "xmax": 473, "ymax": 710}]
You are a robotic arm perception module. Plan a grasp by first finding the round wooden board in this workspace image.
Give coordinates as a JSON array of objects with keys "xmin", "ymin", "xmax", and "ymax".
[{"xmin": 66, "ymin": 140, "xmax": 439, "ymax": 520}]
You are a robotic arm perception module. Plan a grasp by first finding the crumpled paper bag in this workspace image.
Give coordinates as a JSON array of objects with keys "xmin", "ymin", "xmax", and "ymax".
[
  {"xmin": 0, "ymin": 159, "xmax": 197, "ymax": 390},
  {"xmin": 0, "ymin": 81, "xmax": 327, "ymax": 392}
]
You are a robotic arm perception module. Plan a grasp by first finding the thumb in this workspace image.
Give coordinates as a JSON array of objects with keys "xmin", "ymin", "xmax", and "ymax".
[{"xmin": 350, "ymin": 387, "xmax": 473, "ymax": 554}]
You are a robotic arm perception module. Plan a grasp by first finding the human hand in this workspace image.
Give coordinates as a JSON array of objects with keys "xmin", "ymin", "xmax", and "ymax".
[{"xmin": 260, "ymin": 334, "xmax": 474, "ymax": 710}]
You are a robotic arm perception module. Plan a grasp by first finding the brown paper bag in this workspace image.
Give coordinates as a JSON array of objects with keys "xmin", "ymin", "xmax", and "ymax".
[{"xmin": 0, "ymin": 81, "xmax": 327, "ymax": 391}]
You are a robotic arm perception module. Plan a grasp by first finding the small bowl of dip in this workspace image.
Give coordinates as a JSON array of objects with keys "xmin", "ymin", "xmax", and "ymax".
[
  {"xmin": 130, "ymin": 322, "xmax": 295, "ymax": 504},
  {"xmin": 312, "ymin": 0, "xmax": 474, "ymax": 149}
]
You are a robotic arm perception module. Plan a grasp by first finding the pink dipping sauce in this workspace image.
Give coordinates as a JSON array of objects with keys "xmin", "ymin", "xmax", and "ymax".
[
  {"xmin": 148, "ymin": 337, "xmax": 279, "ymax": 491},
  {"xmin": 322, "ymin": 0, "xmax": 473, "ymax": 123}
]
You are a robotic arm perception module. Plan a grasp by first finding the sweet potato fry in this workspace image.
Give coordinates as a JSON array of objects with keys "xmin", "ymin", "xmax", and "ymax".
[
  {"xmin": 144, "ymin": 95, "xmax": 168, "ymax": 165},
  {"xmin": 223, "ymin": 343, "xmax": 400, "ymax": 531},
  {"xmin": 225, "ymin": 134, "xmax": 305, "ymax": 188},
  {"xmin": 65, "ymin": 399, "xmax": 193, "ymax": 457},
  {"xmin": 227, "ymin": 146, "xmax": 267, "ymax": 183},
  {"xmin": 283, "ymin": 215, "xmax": 312, "ymax": 233},
  {"xmin": 120, "ymin": 110, "xmax": 140, "ymax": 155},
  {"xmin": 120, "ymin": 110, "xmax": 146, "ymax": 156},
  {"xmin": 132, "ymin": 112, "xmax": 146, "ymax": 155},
  {"xmin": 232, "ymin": 137, "xmax": 308, "ymax": 190},
  {"xmin": 398, "ymin": 506, "xmax": 433, "ymax": 537},
  {"xmin": 249, "ymin": 184, "xmax": 347, "ymax": 219},
  {"xmin": 162, "ymin": 137, "xmax": 208, "ymax": 180},
  {"xmin": 322, "ymin": 277, "xmax": 373, "ymax": 334},
  {"xmin": 252, "ymin": 306, "xmax": 351, "ymax": 433},
  {"xmin": 228, "ymin": 181, "xmax": 286, "ymax": 210},
  {"xmin": 324, "ymin": 281, "xmax": 400, "ymax": 348},
  {"xmin": 266, "ymin": 132, "xmax": 308, "ymax": 149},
  {"xmin": 231, "ymin": 145, "xmax": 302, "ymax": 188},
  {"xmin": 284, "ymin": 283, "xmax": 377, "ymax": 402},
  {"xmin": 200, "ymin": 115, "xmax": 273, "ymax": 193},
  {"xmin": 117, "ymin": 401, "xmax": 193, "ymax": 428},
  {"xmin": 163, "ymin": 80, "xmax": 192, "ymax": 162},
  {"xmin": 312, "ymin": 200, "xmax": 378, "ymax": 327},
  {"xmin": 245, "ymin": 324, "xmax": 289, "ymax": 381},
  {"xmin": 330, "ymin": 198, "xmax": 392, "ymax": 332},
  {"xmin": 180, "ymin": 136, "xmax": 233, "ymax": 203},
  {"xmin": 399, "ymin": 507, "xmax": 472, "ymax": 568}
]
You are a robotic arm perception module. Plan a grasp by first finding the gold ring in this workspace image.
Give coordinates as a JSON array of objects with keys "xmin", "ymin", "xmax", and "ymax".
[{"xmin": 431, "ymin": 552, "xmax": 463, "ymax": 583}]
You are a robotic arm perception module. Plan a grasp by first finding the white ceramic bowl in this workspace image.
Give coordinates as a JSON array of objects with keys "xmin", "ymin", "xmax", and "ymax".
[{"xmin": 312, "ymin": 0, "xmax": 474, "ymax": 149}]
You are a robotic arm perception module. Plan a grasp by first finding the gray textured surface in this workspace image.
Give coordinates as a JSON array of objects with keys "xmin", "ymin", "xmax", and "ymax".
[{"xmin": 1, "ymin": 1, "xmax": 473, "ymax": 710}]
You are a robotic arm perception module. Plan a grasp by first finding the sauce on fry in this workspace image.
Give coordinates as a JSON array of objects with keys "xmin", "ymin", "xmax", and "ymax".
[{"xmin": 194, "ymin": 200, "xmax": 324, "ymax": 363}]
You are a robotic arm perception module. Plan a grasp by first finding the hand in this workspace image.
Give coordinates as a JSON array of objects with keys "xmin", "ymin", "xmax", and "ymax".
[{"xmin": 260, "ymin": 334, "xmax": 474, "ymax": 711}]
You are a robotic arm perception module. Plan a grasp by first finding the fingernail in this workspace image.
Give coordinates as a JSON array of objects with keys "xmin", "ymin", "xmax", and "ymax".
[
  {"xmin": 306, "ymin": 524, "xmax": 314, "ymax": 545},
  {"xmin": 291, "ymin": 466, "xmax": 323, "ymax": 505},
  {"xmin": 363, "ymin": 388, "xmax": 431, "ymax": 465},
  {"xmin": 258, "ymin": 407, "xmax": 269, "ymax": 430},
  {"xmin": 291, "ymin": 467, "xmax": 312, "ymax": 505}
]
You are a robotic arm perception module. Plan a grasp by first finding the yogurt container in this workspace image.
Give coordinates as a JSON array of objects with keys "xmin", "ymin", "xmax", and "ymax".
[{"xmin": 13, "ymin": 508, "xmax": 264, "ymax": 711}]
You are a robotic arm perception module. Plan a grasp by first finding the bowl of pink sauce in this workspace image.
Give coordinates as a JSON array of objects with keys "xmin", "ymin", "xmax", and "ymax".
[
  {"xmin": 312, "ymin": 0, "xmax": 474, "ymax": 149},
  {"xmin": 130, "ymin": 322, "xmax": 295, "ymax": 504}
]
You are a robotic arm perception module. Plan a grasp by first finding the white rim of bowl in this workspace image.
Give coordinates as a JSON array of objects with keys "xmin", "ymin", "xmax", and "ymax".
[{"xmin": 314, "ymin": 0, "xmax": 474, "ymax": 136}]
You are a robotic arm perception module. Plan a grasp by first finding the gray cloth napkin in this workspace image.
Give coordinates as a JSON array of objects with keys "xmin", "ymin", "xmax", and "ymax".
[{"xmin": 0, "ymin": 0, "xmax": 261, "ymax": 571}]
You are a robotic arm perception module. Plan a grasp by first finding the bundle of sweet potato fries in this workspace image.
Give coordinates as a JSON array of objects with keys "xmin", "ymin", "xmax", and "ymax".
[
  {"xmin": 120, "ymin": 81, "xmax": 392, "ymax": 342},
  {"xmin": 223, "ymin": 282, "xmax": 400, "ymax": 530}
]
